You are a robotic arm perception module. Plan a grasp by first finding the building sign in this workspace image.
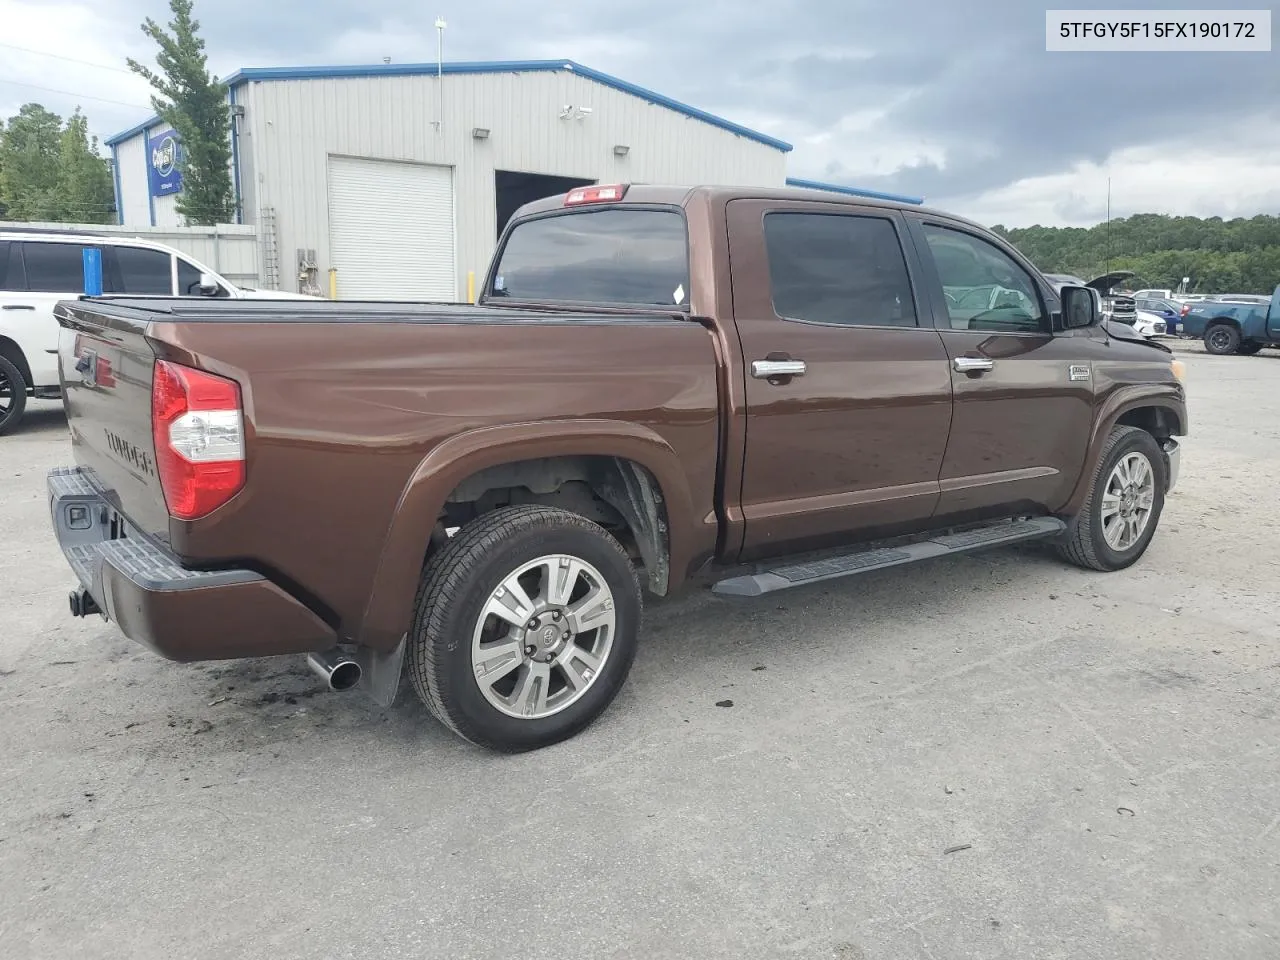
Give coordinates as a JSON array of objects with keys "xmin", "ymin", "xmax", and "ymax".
[{"xmin": 147, "ymin": 128, "xmax": 183, "ymax": 197}]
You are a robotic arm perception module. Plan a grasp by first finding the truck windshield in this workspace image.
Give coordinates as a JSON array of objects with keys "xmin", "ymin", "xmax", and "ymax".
[{"xmin": 490, "ymin": 208, "xmax": 690, "ymax": 308}]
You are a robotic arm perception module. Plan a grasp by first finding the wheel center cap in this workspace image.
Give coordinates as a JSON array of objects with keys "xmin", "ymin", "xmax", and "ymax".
[{"xmin": 540, "ymin": 625, "xmax": 558, "ymax": 647}]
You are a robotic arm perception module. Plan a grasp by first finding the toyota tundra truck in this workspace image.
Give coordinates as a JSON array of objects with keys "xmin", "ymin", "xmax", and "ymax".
[{"xmin": 46, "ymin": 184, "xmax": 1188, "ymax": 751}]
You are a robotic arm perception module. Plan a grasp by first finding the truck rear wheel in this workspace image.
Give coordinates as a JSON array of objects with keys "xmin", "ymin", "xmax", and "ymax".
[
  {"xmin": 0, "ymin": 356, "xmax": 28, "ymax": 436},
  {"xmin": 1203, "ymin": 324, "xmax": 1240, "ymax": 355},
  {"xmin": 406, "ymin": 505, "xmax": 642, "ymax": 751},
  {"xmin": 1056, "ymin": 425, "xmax": 1166, "ymax": 572}
]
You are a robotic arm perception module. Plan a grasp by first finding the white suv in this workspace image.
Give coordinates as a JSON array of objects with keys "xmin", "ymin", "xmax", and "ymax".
[{"xmin": 0, "ymin": 230, "xmax": 314, "ymax": 435}]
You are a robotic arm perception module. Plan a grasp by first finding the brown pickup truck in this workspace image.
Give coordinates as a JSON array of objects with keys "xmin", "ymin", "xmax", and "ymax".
[{"xmin": 48, "ymin": 184, "xmax": 1187, "ymax": 751}]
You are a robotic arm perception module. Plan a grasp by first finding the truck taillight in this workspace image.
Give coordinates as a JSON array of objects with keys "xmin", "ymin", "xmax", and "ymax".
[
  {"xmin": 564, "ymin": 184, "xmax": 628, "ymax": 205},
  {"xmin": 151, "ymin": 359, "xmax": 245, "ymax": 520},
  {"xmin": 1180, "ymin": 303, "xmax": 1191, "ymax": 316}
]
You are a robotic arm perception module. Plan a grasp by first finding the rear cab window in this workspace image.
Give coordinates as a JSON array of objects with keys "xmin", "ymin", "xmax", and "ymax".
[{"xmin": 489, "ymin": 208, "xmax": 690, "ymax": 308}]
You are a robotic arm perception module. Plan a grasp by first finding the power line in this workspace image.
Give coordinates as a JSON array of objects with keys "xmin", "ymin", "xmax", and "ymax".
[
  {"xmin": 0, "ymin": 42, "xmax": 136, "ymax": 76},
  {"xmin": 0, "ymin": 77, "xmax": 150, "ymax": 110}
]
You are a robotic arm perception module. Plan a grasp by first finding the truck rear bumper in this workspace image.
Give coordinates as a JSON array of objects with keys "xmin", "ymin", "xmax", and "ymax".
[{"xmin": 48, "ymin": 466, "xmax": 337, "ymax": 662}]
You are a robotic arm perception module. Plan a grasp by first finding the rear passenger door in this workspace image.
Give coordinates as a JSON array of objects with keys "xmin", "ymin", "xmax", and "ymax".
[
  {"xmin": 905, "ymin": 216, "xmax": 1094, "ymax": 519},
  {"xmin": 728, "ymin": 199, "xmax": 954, "ymax": 560}
]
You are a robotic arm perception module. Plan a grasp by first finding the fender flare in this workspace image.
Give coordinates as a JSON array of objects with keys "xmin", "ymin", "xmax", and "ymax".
[
  {"xmin": 357, "ymin": 419, "xmax": 699, "ymax": 651},
  {"xmin": 1062, "ymin": 385, "xmax": 1187, "ymax": 516}
]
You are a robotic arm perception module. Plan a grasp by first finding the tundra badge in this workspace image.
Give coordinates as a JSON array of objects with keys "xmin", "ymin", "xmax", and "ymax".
[{"xmin": 1069, "ymin": 364, "xmax": 1091, "ymax": 382}]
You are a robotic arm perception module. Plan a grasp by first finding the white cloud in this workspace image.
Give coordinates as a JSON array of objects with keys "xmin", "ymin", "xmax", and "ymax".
[{"xmin": 947, "ymin": 130, "xmax": 1280, "ymax": 227}]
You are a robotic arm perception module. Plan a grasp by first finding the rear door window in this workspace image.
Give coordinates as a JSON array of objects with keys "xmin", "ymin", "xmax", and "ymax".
[
  {"xmin": 491, "ymin": 208, "xmax": 689, "ymax": 307},
  {"xmin": 762, "ymin": 212, "xmax": 918, "ymax": 327},
  {"xmin": 20, "ymin": 241, "xmax": 91, "ymax": 293},
  {"xmin": 111, "ymin": 246, "xmax": 174, "ymax": 295}
]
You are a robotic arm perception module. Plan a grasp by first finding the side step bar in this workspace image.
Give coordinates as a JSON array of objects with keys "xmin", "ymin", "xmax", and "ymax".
[{"xmin": 712, "ymin": 517, "xmax": 1067, "ymax": 598}]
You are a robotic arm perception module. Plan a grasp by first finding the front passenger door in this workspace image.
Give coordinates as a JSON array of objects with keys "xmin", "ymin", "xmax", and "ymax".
[{"xmin": 908, "ymin": 218, "xmax": 1094, "ymax": 519}]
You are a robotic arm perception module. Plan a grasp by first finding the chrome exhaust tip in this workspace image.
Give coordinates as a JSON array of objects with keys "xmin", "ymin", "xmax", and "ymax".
[{"xmin": 307, "ymin": 649, "xmax": 362, "ymax": 692}]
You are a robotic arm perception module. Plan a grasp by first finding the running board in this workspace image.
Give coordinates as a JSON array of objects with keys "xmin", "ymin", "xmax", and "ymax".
[{"xmin": 712, "ymin": 517, "xmax": 1067, "ymax": 598}]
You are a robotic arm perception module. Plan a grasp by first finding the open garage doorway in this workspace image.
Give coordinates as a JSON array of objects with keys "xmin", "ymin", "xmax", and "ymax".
[{"xmin": 495, "ymin": 171, "xmax": 595, "ymax": 239}]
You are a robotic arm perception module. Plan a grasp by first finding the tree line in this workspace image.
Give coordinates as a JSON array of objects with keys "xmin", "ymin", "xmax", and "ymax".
[
  {"xmin": 993, "ymin": 213, "xmax": 1280, "ymax": 295},
  {"xmin": 1, "ymin": 0, "xmax": 232, "ymax": 226}
]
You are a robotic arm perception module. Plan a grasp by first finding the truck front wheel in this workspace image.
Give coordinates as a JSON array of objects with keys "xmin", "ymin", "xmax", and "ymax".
[
  {"xmin": 1056, "ymin": 426, "xmax": 1167, "ymax": 572},
  {"xmin": 0, "ymin": 355, "xmax": 29, "ymax": 436},
  {"xmin": 1203, "ymin": 324, "xmax": 1240, "ymax": 355},
  {"xmin": 406, "ymin": 504, "xmax": 642, "ymax": 751}
]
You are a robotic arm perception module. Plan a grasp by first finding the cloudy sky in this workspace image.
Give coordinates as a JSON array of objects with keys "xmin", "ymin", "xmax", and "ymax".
[{"xmin": 2, "ymin": 0, "xmax": 1277, "ymax": 227}]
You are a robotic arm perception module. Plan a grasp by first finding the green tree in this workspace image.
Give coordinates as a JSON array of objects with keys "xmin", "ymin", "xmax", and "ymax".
[
  {"xmin": 57, "ymin": 110, "xmax": 115, "ymax": 224},
  {"xmin": 0, "ymin": 103, "xmax": 63, "ymax": 220},
  {"xmin": 127, "ymin": 0, "xmax": 234, "ymax": 225},
  {"xmin": 999, "ymin": 213, "xmax": 1280, "ymax": 294}
]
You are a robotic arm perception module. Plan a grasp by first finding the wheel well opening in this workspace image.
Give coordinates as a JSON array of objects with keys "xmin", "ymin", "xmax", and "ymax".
[
  {"xmin": 436, "ymin": 456, "xmax": 672, "ymax": 595},
  {"xmin": 1116, "ymin": 406, "xmax": 1180, "ymax": 440},
  {"xmin": 1206, "ymin": 318, "xmax": 1240, "ymax": 329},
  {"xmin": 0, "ymin": 337, "xmax": 33, "ymax": 385}
]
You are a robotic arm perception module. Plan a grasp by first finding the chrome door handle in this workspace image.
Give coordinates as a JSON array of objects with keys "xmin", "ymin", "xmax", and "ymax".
[
  {"xmin": 751, "ymin": 359, "xmax": 807, "ymax": 379},
  {"xmin": 953, "ymin": 357, "xmax": 994, "ymax": 373}
]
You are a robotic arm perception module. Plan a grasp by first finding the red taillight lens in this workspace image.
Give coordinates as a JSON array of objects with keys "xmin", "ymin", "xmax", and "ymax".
[
  {"xmin": 564, "ymin": 184, "xmax": 628, "ymax": 206},
  {"xmin": 151, "ymin": 359, "xmax": 245, "ymax": 520}
]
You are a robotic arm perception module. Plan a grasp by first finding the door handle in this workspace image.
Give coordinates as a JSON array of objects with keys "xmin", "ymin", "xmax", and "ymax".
[
  {"xmin": 752, "ymin": 359, "xmax": 807, "ymax": 379},
  {"xmin": 953, "ymin": 357, "xmax": 994, "ymax": 373},
  {"xmin": 2, "ymin": 304, "xmax": 36, "ymax": 310}
]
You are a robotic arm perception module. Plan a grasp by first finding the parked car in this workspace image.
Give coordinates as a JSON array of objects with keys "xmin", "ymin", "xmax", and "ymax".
[
  {"xmin": 1135, "ymin": 298, "xmax": 1182, "ymax": 333},
  {"xmin": 1133, "ymin": 309, "xmax": 1168, "ymax": 338},
  {"xmin": 0, "ymin": 230, "xmax": 316, "ymax": 435},
  {"xmin": 1042, "ymin": 271, "xmax": 1137, "ymax": 324},
  {"xmin": 46, "ymin": 183, "xmax": 1187, "ymax": 751},
  {"xmin": 1178, "ymin": 286, "xmax": 1280, "ymax": 354}
]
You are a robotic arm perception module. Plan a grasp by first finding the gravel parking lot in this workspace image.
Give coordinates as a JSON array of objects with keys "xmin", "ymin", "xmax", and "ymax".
[{"xmin": 2, "ymin": 342, "xmax": 1277, "ymax": 960}]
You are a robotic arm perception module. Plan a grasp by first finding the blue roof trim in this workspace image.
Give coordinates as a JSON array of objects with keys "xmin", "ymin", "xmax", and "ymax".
[
  {"xmin": 98, "ymin": 59, "xmax": 793, "ymax": 153},
  {"xmin": 786, "ymin": 177, "xmax": 924, "ymax": 206}
]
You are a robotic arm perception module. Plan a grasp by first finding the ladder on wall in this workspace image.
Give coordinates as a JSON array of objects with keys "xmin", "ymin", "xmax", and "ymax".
[{"xmin": 260, "ymin": 206, "xmax": 281, "ymax": 290}]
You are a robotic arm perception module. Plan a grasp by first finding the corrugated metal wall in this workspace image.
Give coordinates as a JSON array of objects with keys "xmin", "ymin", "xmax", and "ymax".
[
  {"xmin": 114, "ymin": 136, "xmax": 151, "ymax": 227},
  {"xmin": 16, "ymin": 222, "xmax": 261, "ymax": 288},
  {"xmin": 240, "ymin": 69, "xmax": 788, "ymax": 296}
]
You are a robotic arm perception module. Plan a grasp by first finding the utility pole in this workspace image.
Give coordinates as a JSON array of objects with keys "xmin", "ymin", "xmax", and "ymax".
[{"xmin": 1105, "ymin": 177, "xmax": 1112, "ymax": 276}]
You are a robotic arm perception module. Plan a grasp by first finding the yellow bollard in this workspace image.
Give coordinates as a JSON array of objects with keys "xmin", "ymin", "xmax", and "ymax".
[
  {"xmin": 467, "ymin": 270, "xmax": 475, "ymax": 304},
  {"xmin": 328, "ymin": 268, "xmax": 337, "ymax": 300}
]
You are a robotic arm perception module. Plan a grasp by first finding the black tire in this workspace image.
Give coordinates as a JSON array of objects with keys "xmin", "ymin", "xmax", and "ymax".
[
  {"xmin": 0, "ymin": 355, "xmax": 28, "ymax": 436},
  {"xmin": 1203, "ymin": 323, "xmax": 1240, "ymax": 355},
  {"xmin": 407, "ymin": 505, "xmax": 642, "ymax": 752},
  {"xmin": 1056, "ymin": 425, "xmax": 1167, "ymax": 572},
  {"xmin": 1237, "ymin": 341, "xmax": 1263, "ymax": 356}
]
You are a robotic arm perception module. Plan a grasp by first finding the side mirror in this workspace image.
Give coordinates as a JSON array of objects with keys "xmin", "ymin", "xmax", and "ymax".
[
  {"xmin": 198, "ymin": 272, "xmax": 221, "ymax": 297},
  {"xmin": 1061, "ymin": 284, "xmax": 1099, "ymax": 329}
]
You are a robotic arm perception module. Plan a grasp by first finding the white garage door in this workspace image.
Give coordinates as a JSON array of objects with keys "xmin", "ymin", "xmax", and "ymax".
[{"xmin": 327, "ymin": 156, "xmax": 456, "ymax": 301}]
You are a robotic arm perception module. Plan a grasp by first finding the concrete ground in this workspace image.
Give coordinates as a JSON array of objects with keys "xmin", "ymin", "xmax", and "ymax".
[{"xmin": 1, "ymin": 343, "xmax": 1277, "ymax": 960}]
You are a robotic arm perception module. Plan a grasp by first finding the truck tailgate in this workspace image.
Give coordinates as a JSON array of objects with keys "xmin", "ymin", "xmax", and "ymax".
[{"xmin": 56, "ymin": 300, "xmax": 172, "ymax": 542}]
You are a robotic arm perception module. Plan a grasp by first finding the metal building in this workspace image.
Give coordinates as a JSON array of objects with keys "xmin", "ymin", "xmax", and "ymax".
[{"xmin": 106, "ymin": 59, "xmax": 922, "ymax": 298}]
